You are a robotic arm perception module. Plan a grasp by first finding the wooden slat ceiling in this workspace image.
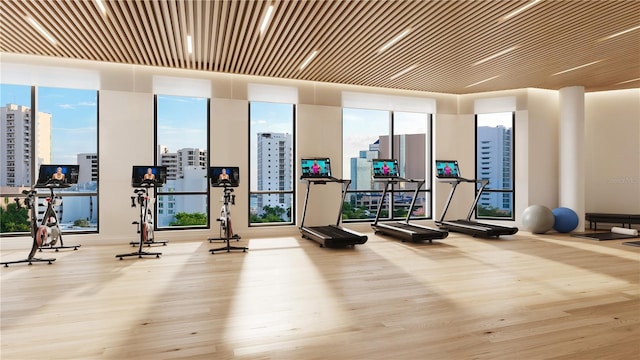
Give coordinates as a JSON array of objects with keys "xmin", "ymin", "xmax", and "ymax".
[{"xmin": 0, "ymin": 0, "xmax": 638, "ymax": 94}]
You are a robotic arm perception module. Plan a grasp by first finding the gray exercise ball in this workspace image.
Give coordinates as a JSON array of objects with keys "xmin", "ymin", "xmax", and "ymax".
[{"xmin": 522, "ymin": 205, "xmax": 555, "ymax": 234}]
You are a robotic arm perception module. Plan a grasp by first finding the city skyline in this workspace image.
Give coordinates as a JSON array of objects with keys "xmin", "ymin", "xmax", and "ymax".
[
  {"xmin": 0, "ymin": 87, "xmax": 211, "ymax": 166},
  {"xmin": 1, "ymin": 84, "xmax": 97, "ymax": 165}
]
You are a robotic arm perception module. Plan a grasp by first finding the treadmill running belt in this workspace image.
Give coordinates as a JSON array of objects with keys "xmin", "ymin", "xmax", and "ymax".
[
  {"xmin": 311, "ymin": 225, "xmax": 350, "ymax": 238},
  {"xmin": 373, "ymin": 222, "xmax": 448, "ymax": 242},
  {"xmin": 390, "ymin": 223, "xmax": 441, "ymax": 234},
  {"xmin": 442, "ymin": 219, "xmax": 518, "ymax": 236}
]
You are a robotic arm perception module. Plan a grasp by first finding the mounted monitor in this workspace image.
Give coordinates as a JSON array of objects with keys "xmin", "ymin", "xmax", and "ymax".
[
  {"xmin": 210, "ymin": 166, "xmax": 240, "ymax": 187},
  {"xmin": 372, "ymin": 159, "xmax": 399, "ymax": 178},
  {"xmin": 132, "ymin": 166, "xmax": 167, "ymax": 187},
  {"xmin": 301, "ymin": 157, "xmax": 332, "ymax": 178},
  {"xmin": 435, "ymin": 160, "xmax": 460, "ymax": 179},
  {"xmin": 36, "ymin": 164, "xmax": 80, "ymax": 186}
]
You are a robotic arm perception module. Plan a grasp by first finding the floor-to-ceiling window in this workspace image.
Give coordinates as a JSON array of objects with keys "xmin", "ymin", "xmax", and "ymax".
[
  {"xmin": 342, "ymin": 108, "xmax": 389, "ymax": 220},
  {"xmin": 0, "ymin": 84, "xmax": 99, "ymax": 234},
  {"xmin": 475, "ymin": 112, "xmax": 515, "ymax": 219},
  {"xmin": 154, "ymin": 95, "xmax": 209, "ymax": 229},
  {"xmin": 342, "ymin": 108, "xmax": 432, "ymax": 222},
  {"xmin": 0, "ymin": 84, "xmax": 34, "ymax": 234},
  {"xmin": 249, "ymin": 101, "xmax": 295, "ymax": 225},
  {"xmin": 392, "ymin": 111, "xmax": 433, "ymax": 219}
]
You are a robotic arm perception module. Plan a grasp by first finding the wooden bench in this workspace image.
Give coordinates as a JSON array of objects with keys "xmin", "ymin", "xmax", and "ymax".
[{"xmin": 585, "ymin": 213, "xmax": 640, "ymax": 230}]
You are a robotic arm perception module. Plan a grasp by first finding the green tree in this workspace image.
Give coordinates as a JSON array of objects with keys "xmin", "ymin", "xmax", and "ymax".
[
  {"xmin": 251, "ymin": 205, "xmax": 288, "ymax": 223},
  {"xmin": 74, "ymin": 218, "xmax": 90, "ymax": 227},
  {"xmin": 342, "ymin": 202, "xmax": 369, "ymax": 220},
  {"xmin": 0, "ymin": 202, "xmax": 30, "ymax": 233},
  {"xmin": 170, "ymin": 212, "xmax": 207, "ymax": 226},
  {"xmin": 477, "ymin": 205, "xmax": 511, "ymax": 218}
]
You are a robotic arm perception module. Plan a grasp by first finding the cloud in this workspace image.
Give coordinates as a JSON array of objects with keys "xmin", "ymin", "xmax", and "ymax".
[
  {"xmin": 56, "ymin": 101, "xmax": 97, "ymax": 110},
  {"xmin": 54, "ymin": 126, "xmax": 97, "ymax": 134}
]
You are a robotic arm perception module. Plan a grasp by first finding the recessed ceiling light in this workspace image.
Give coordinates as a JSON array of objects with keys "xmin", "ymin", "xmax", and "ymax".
[
  {"xmin": 300, "ymin": 51, "xmax": 318, "ymax": 70},
  {"xmin": 95, "ymin": 0, "xmax": 107, "ymax": 16},
  {"xmin": 472, "ymin": 45, "xmax": 520, "ymax": 66},
  {"xmin": 26, "ymin": 17, "xmax": 56, "ymax": 45},
  {"xmin": 466, "ymin": 76, "xmax": 500, "ymax": 88},
  {"xmin": 499, "ymin": 0, "xmax": 541, "ymax": 22},
  {"xmin": 187, "ymin": 35, "xmax": 193, "ymax": 54},
  {"xmin": 615, "ymin": 78, "xmax": 640, "ymax": 85},
  {"xmin": 260, "ymin": 5, "xmax": 274, "ymax": 34},
  {"xmin": 378, "ymin": 29, "xmax": 411, "ymax": 53},
  {"xmin": 598, "ymin": 25, "xmax": 640, "ymax": 41},
  {"xmin": 552, "ymin": 60, "xmax": 604, "ymax": 76},
  {"xmin": 389, "ymin": 65, "xmax": 417, "ymax": 80}
]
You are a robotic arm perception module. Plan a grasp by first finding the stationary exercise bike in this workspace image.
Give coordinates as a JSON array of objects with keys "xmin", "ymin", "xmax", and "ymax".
[
  {"xmin": 208, "ymin": 166, "xmax": 247, "ymax": 254},
  {"xmin": 37, "ymin": 183, "xmax": 81, "ymax": 252},
  {"xmin": 116, "ymin": 166, "xmax": 168, "ymax": 260},
  {"xmin": 208, "ymin": 184, "xmax": 241, "ymax": 243},
  {"xmin": 128, "ymin": 188, "xmax": 167, "ymax": 248},
  {"xmin": 116, "ymin": 182, "xmax": 162, "ymax": 260},
  {"xmin": 1, "ymin": 188, "xmax": 56, "ymax": 267}
]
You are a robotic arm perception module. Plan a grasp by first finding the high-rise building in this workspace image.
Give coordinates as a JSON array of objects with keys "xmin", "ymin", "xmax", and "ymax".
[
  {"xmin": 476, "ymin": 125, "xmax": 513, "ymax": 213},
  {"xmin": 378, "ymin": 134, "xmax": 426, "ymax": 180},
  {"xmin": 256, "ymin": 132, "xmax": 292, "ymax": 212},
  {"xmin": 77, "ymin": 153, "xmax": 98, "ymax": 183},
  {"xmin": 155, "ymin": 146, "xmax": 208, "ymax": 226},
  {"xmin": 0, "ymin": 103, "xmax": 52, "ymax": 187},
  {"xmin": 158, "ymin": 146, "xmax": 207, "ymax": 180},
  {"xmin": 350, "ymin": 134, "xmax": 426, "ymax": 189},
  {"xmin": 350, "ymin": 141, "xmax": 380, "ymax": 191},
  {"xmin": 349, "ymin": 134, "xmax": 428, "ymax": 217}
]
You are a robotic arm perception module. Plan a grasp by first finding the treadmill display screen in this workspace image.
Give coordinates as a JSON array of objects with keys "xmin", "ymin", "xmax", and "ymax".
[
  {"xmin": 435, "ymin": 160, "xmax": 460, "ymax": 179},
  {"xmin": 301, "ymin": 158, "xmax": 332, "ymax": 178},
  {"xmin": 372, "ymin": 159, "xmax": 399, "ymax": 178}
]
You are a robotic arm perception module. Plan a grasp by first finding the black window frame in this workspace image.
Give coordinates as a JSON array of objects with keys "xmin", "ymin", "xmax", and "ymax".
[
  {"xmin": 342, "ymin": 108, "xmax": 434, "ymax": 223},
  {"xmin": 153, "ymin": 94, "xmax": 211, "ymax": 231},
  {"xmin": 474, "ymin": 111, "xmax": 515, "ymax": 221},
  {"xmin": 248, "ymin": 101, "xmax": 296, "ymax": 227},
  {"xmin": 0, "ymin": 84, "xmax": 100, "ymax": 236}
]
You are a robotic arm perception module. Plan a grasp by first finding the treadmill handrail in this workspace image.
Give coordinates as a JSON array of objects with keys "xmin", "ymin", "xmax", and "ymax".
[
  {"xmin": 372, "ymin": 176, "xmax": 426, "ymax": 225},
  {"xmin": 300, "ymin": 176, "xmax": 352, "ymax": 229},
  {"xmin": 437, "ymin": 176, "xmax": 489, "ymax": 223}
]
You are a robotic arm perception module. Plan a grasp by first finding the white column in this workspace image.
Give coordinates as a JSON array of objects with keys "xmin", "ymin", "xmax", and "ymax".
[{"xmin": 559, "ymin": 86, "xmax": 585, "ymax": 231}]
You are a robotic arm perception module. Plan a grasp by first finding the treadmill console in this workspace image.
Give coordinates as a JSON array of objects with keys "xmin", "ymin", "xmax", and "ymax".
[
  {"xmin": 301, "ymin": 158, "xmax": 332, "ymax": 179},
  {"xmin": 435, "ymin": 160, "xmax": 460, "ymax": 181}
]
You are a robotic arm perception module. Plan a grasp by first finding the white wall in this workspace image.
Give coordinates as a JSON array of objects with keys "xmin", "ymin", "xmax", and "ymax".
[
  {"xmin": 1, "ymin": 52, "xmax": 639, "ymax": 248},
  {"xmin": 525, "ymin": 88, "xmax": 560, "ymax": 210},
  {"xmin": 297, "ymin": 104, "xmax": 344, "ymax": 227},
  {"xmin": 585, "ymin": 89, "xmax": 640, "ymax": 213},
  {"xmin": 99, "ymin": 90, "xmax": 154, "ymax": 242},
  {"xmin": 433, "ymin": 113, "xmax": 476, "ymax": 222}
]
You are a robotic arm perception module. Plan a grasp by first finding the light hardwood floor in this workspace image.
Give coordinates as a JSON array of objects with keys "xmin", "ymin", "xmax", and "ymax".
[{"xmin": 1, "ymin": 231, "xmax": 639, "ymax": 359}]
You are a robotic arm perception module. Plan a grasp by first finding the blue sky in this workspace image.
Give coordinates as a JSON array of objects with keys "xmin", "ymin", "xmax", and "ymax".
[
  {"xmin": 156, "ymin": 95, "xmax": 208, "ymax": 151},
  {"xmin": 2, "ymin": 84, "xmax": 454, "ymax": 182},
  {"xmin": 1, "ymin": 84, "xmax": 97, "ymax": 164},
  {"xmin": 249, "ymin": 102, "xmax": 293, "ymax": 189},
  {"xmin": 1, "ymin": 85, "xmax": 212, "ymax": 164}
]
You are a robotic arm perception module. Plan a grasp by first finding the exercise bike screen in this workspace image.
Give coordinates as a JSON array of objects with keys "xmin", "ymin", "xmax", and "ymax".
[
  {"xmin": 131, "ymin": 166, "xmax": 167, "ymax": 187},
  {"xmin": 301, "ymin": 158, "xmax": 331, "ymax": 178},
  {"xmin": 210, "ymin": 166, "xmax": 240, "ymax": 187},
  {"xmin": 435, "ymin": 160, "xmax": 460, "ymax": 179},
  {"xmin": 372, "ymin": 159, "xmax": 399, "ymax": 178},
  {"xmin": 37, "ymin": 164, "xmax": 80, "ymax": 185}
]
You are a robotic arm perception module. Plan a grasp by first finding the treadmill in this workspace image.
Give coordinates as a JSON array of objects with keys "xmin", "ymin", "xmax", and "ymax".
[
  {"xmin": 371, "ymin": 159, "xmax": 448, "ymax": 243},
  {"xmin": 434, "ymin": 160, "xmax": 518, "ymax": 238},
  {"xmin": 299, "ymin": 157, "xmax": 368, "ymax": 248}
]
